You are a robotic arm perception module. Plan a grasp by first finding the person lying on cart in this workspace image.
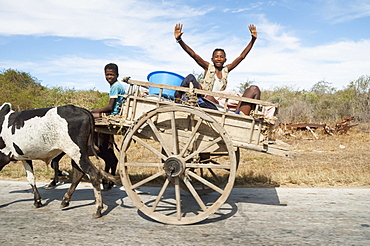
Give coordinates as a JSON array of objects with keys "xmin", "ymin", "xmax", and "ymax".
[{"xmin": 174, "ymin": 23, "xmax": 260, "ymax": 115}]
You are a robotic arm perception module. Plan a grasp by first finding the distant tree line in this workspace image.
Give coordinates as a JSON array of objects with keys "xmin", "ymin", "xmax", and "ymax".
[
  {"xmin": 0, "ymin": 69, "xmax": 107, "ymax": 111},
  {"xmin": 1, "ymin": 69, "xmax": 369, "ymax": 124}
]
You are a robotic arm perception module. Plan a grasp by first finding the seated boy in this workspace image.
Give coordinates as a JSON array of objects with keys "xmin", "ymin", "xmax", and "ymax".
[
  {"xmin": 174, "ymin": 23, "xmax": 260, "ymax": 115},
  {"xmin": 91, "ymin": 63, "xmax": 125, "ymax": 190},
  {"xmin": 91, "ymin": 63, "xmax": 126, "ymax": 117}
]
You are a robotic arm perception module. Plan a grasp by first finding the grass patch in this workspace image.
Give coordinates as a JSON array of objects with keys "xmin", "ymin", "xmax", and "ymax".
[{"xmin": 1, "ymin": 128, "xmax": 369, "ymax": 187}]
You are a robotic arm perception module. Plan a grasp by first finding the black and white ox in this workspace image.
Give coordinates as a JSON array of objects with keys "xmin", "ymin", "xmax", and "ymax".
[{"xmin": 0, "ymin": 103, "xmax": 103, "ymax": 218}]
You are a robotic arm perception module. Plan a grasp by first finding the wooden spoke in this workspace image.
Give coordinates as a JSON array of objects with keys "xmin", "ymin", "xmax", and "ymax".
[
  {"xmin": 132, "ymin": 135, "xmax": 167, "ymax": 160},
  {"xmin": 179, "ymin": 118, "xmax": 203, "ymax": 158},
  {"xmin": 124, "ymin": 162, "xmax": 163, "ymax": 167},
  {"xmin": 183, "ymin": 175, "xmax": 207, "ymax": 212},
  {"xmin": 186, "ymin": 170, "xmax": 224, "ymax": 194},
  {"xmin": 171, "ymin": 111, "xmax": 179, "ymax": 155},
  {"xmin": 147, "ymin": 118, "xmax": 172, "ymax": 157},
  {"xmin": 130, "ymin": 170, "xmax": 165, "ymax": 190},
  {"xmin": 174, "ymin": 177, "xmax": 181, "ymax": 220},
  {"xmin": 151, "ymin": 178, "xmax": 170, "ymax": 212},
  {"xmin": 183, "ymin": 136, "xmax": 223, "ymax": 162}
]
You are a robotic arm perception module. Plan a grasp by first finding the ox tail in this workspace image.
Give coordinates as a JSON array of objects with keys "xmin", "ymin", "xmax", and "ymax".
[
  {"xmin": 82, "ymin": 108, "xmax": 103, "ymax": 169},
  {"xmin": 83, "ymin": 108, "xmax": 121, "ymax": 186},
  {"xmin": 99, "ymin": 169, "xmax": 122, "ymax": 185}
]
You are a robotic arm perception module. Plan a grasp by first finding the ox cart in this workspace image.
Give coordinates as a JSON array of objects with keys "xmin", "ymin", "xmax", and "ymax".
[{"xmin": 94, "ymin": 78, "xmax": 293, "ymax": 225}]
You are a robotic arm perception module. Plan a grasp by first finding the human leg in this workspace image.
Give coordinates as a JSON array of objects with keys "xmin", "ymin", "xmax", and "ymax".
[
  {"xmin": 236, "ymin": 85, "xmax": 261, "ymax": 115},
  {"xmin": 97, "ymin": 133, "xmax": 118, "ymax": 190},
  {"xmin": 174, "ymin": 74, "xmax": 201, "ymax": 101}
]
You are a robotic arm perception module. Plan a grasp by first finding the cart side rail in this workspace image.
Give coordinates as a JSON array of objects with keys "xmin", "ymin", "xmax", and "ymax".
[
  {"xmin": 125, "ymin": 79, "xmax": 277, "ymax": 107},
  {"xmin": 123, "ymin": 79, "xmax": 278, "ymax": 123}
]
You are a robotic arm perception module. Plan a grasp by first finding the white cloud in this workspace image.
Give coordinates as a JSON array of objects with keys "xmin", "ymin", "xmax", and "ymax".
[
  {"xmin": 223, "ymin": 1, "xmax": 274, "ymax": 13},
  {"xmin": 0, "ymin": 0, "xmax": 209, "ymax": 43},
  {"xmin": 0, "ymin": 0, "xmax": 369, "ymax": 93},
  {"xmin": 229, "ymin": 38, "xmax": 370, "ymax": 91},
  {"xmin": 223, "ymin": 15, "xmax": 370, "ymax": 91},
  {"xmin": 323, "ymin": 0, "xmax": 370, "ymax": 23}
]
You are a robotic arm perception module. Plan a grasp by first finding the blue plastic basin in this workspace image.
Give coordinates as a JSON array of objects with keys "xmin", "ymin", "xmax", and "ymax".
[{"xmin": 147, "ymin": 71, "xmax": 184, "ymax": 99}]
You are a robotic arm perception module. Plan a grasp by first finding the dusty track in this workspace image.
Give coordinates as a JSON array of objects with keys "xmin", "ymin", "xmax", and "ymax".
[{"xmin": 1, "ymin": 180, "xmax": 370, "ymax": 245}]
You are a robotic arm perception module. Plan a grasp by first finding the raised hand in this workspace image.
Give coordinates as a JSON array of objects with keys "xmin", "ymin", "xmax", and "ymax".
[
  {"xmin": 174, "ymin": 23, "xmax": 184, "ymax": 40},
  {"xmin": 249, "ymin": 24, "xmax": 257, "ymax": 39}
]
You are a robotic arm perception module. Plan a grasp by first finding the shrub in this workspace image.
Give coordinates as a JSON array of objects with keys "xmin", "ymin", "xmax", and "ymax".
[{"xmin": 0, "ymin": 69, "xmax": 107, "ymax": 111}]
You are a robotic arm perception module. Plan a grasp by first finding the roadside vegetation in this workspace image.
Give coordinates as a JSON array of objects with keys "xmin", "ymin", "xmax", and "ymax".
[
  {"xmin": 0, "ymin": 69, "xmax": 107, "ymax": 110},
  {"xmin": 0, "ymin": 69, "xmax": 369, "ymax": 187}
]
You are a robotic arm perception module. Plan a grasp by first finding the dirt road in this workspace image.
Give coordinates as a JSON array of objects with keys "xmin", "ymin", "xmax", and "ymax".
[{"xmin": 0, "ymin": 180, "xmax": 369, "ymax": 245}]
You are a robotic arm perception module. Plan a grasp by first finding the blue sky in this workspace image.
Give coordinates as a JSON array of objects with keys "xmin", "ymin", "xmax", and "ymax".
[{"xmin": 0, "ymin": 0, "xmax": 369, "ymax": 93}]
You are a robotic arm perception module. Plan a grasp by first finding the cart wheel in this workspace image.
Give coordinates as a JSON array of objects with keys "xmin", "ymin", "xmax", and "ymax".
[{"xmin": 119, "ymin": 105, "xmax": 237, "ymax": 225}]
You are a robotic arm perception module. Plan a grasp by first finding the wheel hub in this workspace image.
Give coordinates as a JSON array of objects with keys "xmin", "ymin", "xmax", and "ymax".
[{"xmin": 163, "ymin": 156, "xmax": 185, "ymax": 177}]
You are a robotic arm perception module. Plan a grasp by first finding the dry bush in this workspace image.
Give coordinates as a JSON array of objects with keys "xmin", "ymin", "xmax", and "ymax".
[
  {"xmin": 1, "ymin": 128, "xmax": 369, "ymax": 188},
  {"xmin": 275, "ymin": 100, "xmax": 315, "ymax": 124},
  {"xmin": 236, "ymin": 126, "xmax": 370, "ymax": 187}
]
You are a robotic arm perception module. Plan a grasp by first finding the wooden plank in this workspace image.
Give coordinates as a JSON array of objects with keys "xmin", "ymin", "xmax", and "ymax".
[{"xmin": 125, "ymin": 79, "xmax": 277, "ymax": 107}]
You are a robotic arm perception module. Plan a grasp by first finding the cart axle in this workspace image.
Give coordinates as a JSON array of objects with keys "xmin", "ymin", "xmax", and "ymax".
[{"xmin": 164, "ymin": 156, "xmax": 185, "ymax": 177}]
